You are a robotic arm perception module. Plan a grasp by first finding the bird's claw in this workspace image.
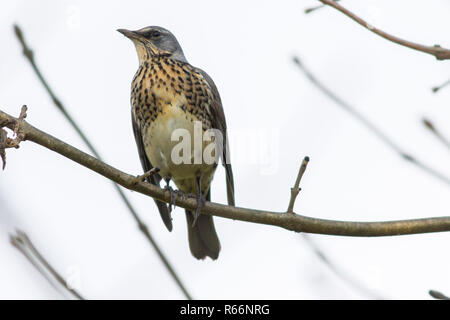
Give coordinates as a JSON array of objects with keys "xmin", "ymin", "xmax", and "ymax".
[
  {"xmin": 192, "ymin": 193, "xmax": 206, "ymax": 227},
  {"xmin": 164, "ymin": 185, "xmax": 180, "ymax": 212}
]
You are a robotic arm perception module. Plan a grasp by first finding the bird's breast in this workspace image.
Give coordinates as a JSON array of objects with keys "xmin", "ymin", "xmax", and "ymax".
[
  {"xmin": 143, "ymin": 102, "xmax": 217, "ymax": 192},
  {"xmin": 132, "ymin": 57, "xmax": 218, "ymax": 192},
  {"xmin": 132, "ymin": 57, "xmax": 213, "ymax": 129}
]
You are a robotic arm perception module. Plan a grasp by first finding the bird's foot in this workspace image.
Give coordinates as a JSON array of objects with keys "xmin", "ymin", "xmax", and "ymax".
[
  {"xmin": 184, "ymin": 192, "xmax": 197, "ymax": 199},
  {"xmin": 131, "ymin": 167, "xmax": 160, "ymax": 185},
  {"xmin": 191, "ymin": 192, "xmax": 206, "ymax": 227},
  {"xmin": 164, "ymin": 185, "xmax": 182, "ymax": 212}
]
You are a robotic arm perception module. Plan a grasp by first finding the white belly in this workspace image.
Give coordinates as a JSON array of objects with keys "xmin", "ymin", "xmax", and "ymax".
[{"xmin": 143, "ymin": 104, "xmax": 217, "ymax": 192}]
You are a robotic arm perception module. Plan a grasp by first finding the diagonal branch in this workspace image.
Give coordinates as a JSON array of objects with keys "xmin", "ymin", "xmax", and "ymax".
[
  {"xmin": 301, "ymin": 234, "xmax": 384, "ymax": 299},
  {"xmin": 316, "ymin": 0, "xmax": 450, "ymax": 60},
  {"xmin": 304, "ymin": 0, "xmax": 340, "ymax": 14},
  {"xmin": 292, "ymin": 56, "xmax": 450, "ymax": 188},
  {"xmin": 422, "ymin": 118, "xmax": 450, "ymax": 151},
  {"xmin": 3, "ymin": 108, "xmax": 450, "ymax": 237},
  {"xmin": 13, "ymin": 24, "xmax": 192, "ymax": 300},
  {"xmin": 10, "ymin": 229, "xmax": 85, "ymax": 300},
  {"xmin": 429, "ymin": 289, "xmax": 450, "ymax": 300},
  {"xmin": 287, "ymin": 156, "xmax": 380, "ymax": 298},
  {"xmin": 432, "ymin": 78, "xmax": 450, "ymax": 93}
]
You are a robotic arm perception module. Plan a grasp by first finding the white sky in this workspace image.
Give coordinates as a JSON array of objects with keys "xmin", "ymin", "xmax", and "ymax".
[{"xmin": 1, "ymin": 0, "xmax": 450, "ymax": 299}]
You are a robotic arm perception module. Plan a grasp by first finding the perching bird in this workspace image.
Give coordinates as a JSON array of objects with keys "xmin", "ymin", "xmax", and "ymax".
[{"xmin": 118, "ymin": 26, "xmax": 234, "ymax": 260}]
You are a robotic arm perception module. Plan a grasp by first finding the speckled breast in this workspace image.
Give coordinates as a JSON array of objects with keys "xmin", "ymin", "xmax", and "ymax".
[
  {"xmin": 130, "ymin": 57, "xmax": 218, "ymax": 185},
  {"xmin": 131, "ymin": 57, "xmax": 213, "ymax": 129}
]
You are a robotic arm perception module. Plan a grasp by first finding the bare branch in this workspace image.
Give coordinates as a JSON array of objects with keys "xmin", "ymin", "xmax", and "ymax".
[
  {"xmin": 422, "ymin": 118, "xmax": 450, "ymax": 151},
  {"xmin": 304, "ymin": 0, "xmax": 340, "ymax": 14},
  {"xmin": 0, "ymin": 106, "xmax": 27, "ymax": 169},
  {"xmin": 432, "ymin": 78, "xmax": 450, "ymax": 93},
  {"xmin": 0, "ymin": 128, "xmax": 6, "ymax": 170},
  {"xmin": 316, "ymin": 0, "xmax": 450, "ymax": 60},
  {"xmin": 132, "ymin": 167, "xmax": 160, "ymax": 185},
  {"xmin": 285, "ymin": 155, "xmax": 382, "ymax": 299},
  {"xmin": 304, "ymin": 5, "xmax": 325, "ymax": 14},
  {"xmin": 3, "ymin": 108, "xmax": 450, "ymax": 237},
  {"xmin": 292, "ymin": 56, "xmax": 450, "ymax": 188},
  {"xmin": 13, "ymin": 24, "xmax": 192, "ymax": 300},
  {"xmin": 301, "ymin": 234, "xmax": 384, "ymax": 299},
  {"xmin": 10, "ymin": 229, "xmax": 84, "ymax": 300},
  {"xmin": 429, "ymin": 289, "xmax": 450, "ymax": 300},
  {"xmin": 287, "ymin": 156, "xmax": 310, "ymax": 213}
]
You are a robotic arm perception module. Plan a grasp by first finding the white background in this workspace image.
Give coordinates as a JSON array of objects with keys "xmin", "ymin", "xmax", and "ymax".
[{"xmin": 1, "ymin": 0, "xmax": 450, "ymax": 299}]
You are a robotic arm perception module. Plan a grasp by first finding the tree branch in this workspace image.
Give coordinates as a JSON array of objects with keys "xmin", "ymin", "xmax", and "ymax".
[
  {"xmin": 292, "ymin": 56, "xmax": 450, "ymax": 188},
  {"xmin": 429, "ymin": 289, "xmax": 450, "ymax": 300},
  {"xmin": 13, "ymin": 24, "xmax": 192, "ymax": 300},
  {"xmin": 10, "ymin": 229, "xmax": 85, "ymax": 300},
  {"xmin": 287, "ymin": 157, "xmax": 383, "ymax": 298},
  {"xmin": 304, "ymin": 0, "xmax": 340, "ymax": 14},
  {"xmin": 316, "ymin": 0, "xmax": 450, "ymax": 60},
  {"xmin": 287, "ymin": 156, "xmax": 309, "ymax": 213},
  {"xmin": 432, "ymin": 78, "xmax": 450, "ymax": 93},
  {"xmin": 0, "ymin": 128, "xmax": 6, "ymax": 169},
  {"xmin": 422, "ymin": 118, "xmax": 450, "ymax": 151},
  {"xmin": 3, "ymin": 108, "xmax": 450, "ymax": 237},
  {"xmin": 301, "ymin": 234, "xmax": 384, "ymax": 299}
]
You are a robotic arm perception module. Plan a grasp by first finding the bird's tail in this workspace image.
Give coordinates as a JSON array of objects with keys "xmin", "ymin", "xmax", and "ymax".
[{"xmin": 185, "ymin": 210, "xmax": 220, "ymax": 260}]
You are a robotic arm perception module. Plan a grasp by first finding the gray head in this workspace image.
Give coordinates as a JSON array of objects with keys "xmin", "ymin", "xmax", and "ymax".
[{"xmin": 117, "ymin": 26, "xmax": 187, "ymax": 63}]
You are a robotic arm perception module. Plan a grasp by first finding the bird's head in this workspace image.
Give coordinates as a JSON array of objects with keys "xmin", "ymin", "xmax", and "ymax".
[{"xmin": 117, "ymin": 26, "xmax": 186, "ymax": 64}]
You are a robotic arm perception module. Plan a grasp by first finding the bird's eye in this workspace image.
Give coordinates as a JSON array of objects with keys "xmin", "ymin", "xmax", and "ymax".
[{"xmin": 150, "ymin": 31, "xmax": 161, "ymax": 38}]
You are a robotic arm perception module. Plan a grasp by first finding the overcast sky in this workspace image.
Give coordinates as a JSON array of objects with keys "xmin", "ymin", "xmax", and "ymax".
[{"xmin": 1, "ymin": 0, "xmax": 450, "ymax": 299}]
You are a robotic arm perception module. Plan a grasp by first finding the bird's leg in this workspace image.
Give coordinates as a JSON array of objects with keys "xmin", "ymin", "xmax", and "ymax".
[
  {"xmin": 163, "ymin": 178, "xmax": 178, "ymax": 212},
  {"xmin": 192, "ymin": 176, "xmax": 206, "ymax": 227},
  {"xmin": 131, "ymin": 167, "xmax": 160, "ymax": 185}
]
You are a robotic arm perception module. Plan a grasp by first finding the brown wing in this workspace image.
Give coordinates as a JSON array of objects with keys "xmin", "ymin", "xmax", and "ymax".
[
  {"xmin": 196, "ymin": 69, "xmax": 235, "ymax": 206},
  {"xmin": 131, "ymin": 111, "xmax": 173, "ymax": 231}
]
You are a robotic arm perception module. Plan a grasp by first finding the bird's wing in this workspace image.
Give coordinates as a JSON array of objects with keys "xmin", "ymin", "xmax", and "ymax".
[
  {"xmin": 131, "ymin": 111, "xmax": 173, "ymax": 231},
  {"xmin": 196, "ymin": 68, "xmax": 235, "ymax": 206}
]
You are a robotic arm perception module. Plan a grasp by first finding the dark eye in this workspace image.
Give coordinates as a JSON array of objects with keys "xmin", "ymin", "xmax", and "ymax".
[{"xmin": 150, "ymin": 30, "xmax": 161, "ymax": 38}]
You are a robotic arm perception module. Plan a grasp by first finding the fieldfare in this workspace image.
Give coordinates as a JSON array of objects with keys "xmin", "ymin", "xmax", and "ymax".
[{"xmin": 118, "ymin": 26, "xmax": 234, "ymax": 260}]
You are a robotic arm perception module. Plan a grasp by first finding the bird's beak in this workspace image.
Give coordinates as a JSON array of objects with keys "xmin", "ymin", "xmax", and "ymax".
[{"xmin": 117, "ymin": 29, "xmax": 145, "ymax": 42}]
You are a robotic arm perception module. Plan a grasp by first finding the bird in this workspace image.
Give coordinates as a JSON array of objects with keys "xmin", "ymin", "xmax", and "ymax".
[{"xmin": 118, "ymin": 26, "xmax": 235, "ymax": 260}]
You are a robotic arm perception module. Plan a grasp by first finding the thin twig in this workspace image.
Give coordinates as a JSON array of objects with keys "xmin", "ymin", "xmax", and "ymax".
[
  {"xmin": 14, "ymin": 105, "xmax": 28, "ymax": 135},
  {"xmin": 0, "ymin": 128, "xmax": 6, "ymax": 170},
  {"xmin": 316, "ymin": 0, "xmax": 450, "ymax": 60},
  {"xmin": 292, "ymin": 56, "xmax": 450, "ymax": 188},
  {"xmin": 305, "ymin": 4, "xmax": 326, "ymax": 14},
  {"xmin": 429, "ymin": 289, "xmax": 450, "ymax": 300},
  {"xmin": 304, "ymin": 0, "xmax": 340, "ymax": 14},
  {"xmin": 10, "ymin": 229, "xmax": 85, "ymax": 300},
  {"xmin": 432, "ymin": 78, "xmax": 450, "ymax": 93},
  {"xmin": 0, "ymin": 106, "xmax": 27, "ymax": 169},
  {"xmin": 132, "ymin": 167, "xmax": 160, "ymax": 185},
  {"xmin": 13, "ymin": 24, "xmax": 192, "ymax": 300},
  {"xmin": 422, "ymin": 118, "xmax": 450, "ymax": 151},
  {"xmin": 287, "ymin": 156, "xmax": 310, "ymax": 213},
  {"xmin": 301, "ymin": 234, "xmax": 384, "ymax": 299},
  {"xmin": 3, "ymin": 108, "xmax": 450, "ymax": 236}
]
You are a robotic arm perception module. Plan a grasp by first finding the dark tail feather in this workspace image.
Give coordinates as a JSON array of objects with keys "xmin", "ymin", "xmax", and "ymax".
[
  {"xmin": 224, "ymin": 163, "xmax": 235, "ymax": 206},
  {"xmin": 222, "ymin": 133, "xmax": 235, "ymax": 206},
  {"xmin": 147, "ymin": 173, "xmax": 172, "ymax": 231},
  {"xmin": 154, "ymin": 199, "xmax": 172, "ymax": 231},
  {"xmin": 185, "ymin": 210, "xmax": 220, "ymax": 260}
]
